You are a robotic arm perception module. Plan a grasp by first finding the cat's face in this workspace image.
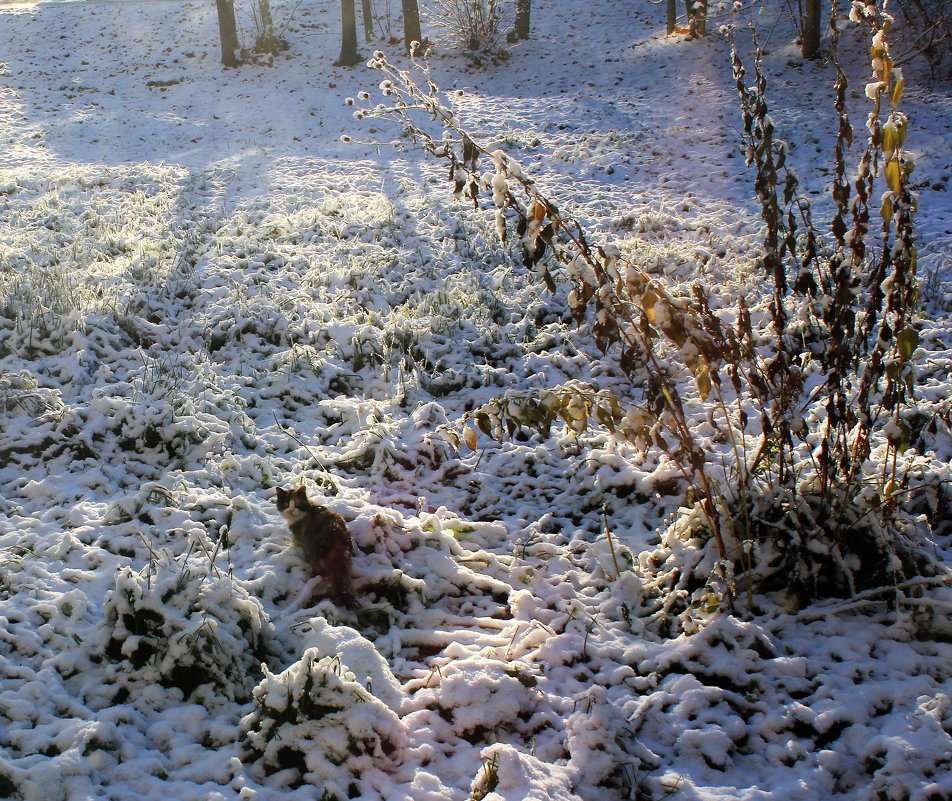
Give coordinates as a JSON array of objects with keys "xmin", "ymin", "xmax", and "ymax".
[{"xmin": 276, "ymin": 486, "xmax": 311, "ymax": 514}]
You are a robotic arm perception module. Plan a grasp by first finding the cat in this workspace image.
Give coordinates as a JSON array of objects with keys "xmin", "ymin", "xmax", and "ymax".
[{"xmin": 275, "ymin": 486, "xmax": 354, "ymax": 605}]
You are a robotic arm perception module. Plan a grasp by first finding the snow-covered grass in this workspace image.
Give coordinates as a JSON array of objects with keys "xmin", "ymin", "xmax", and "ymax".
[{"xmin": 1, "ymin": 1, "xmax": 951, "ymax": 800}]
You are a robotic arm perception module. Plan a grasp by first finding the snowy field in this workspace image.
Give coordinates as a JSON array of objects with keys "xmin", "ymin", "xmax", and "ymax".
[{"xmin": 1, "ymin": 0, "xmax": 951, "ymax": 799}]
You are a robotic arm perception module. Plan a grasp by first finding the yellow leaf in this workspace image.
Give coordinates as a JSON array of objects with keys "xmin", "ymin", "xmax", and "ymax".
[
  {"xmin": 885, "ymin": 159, "xmax": 901, "ymax": 193},
  {"xmin": 463, "ymin": 425, "xmax": 478, "ymax": 451},
  {"xmin": 608, "ymin": 393, "xmax": 622, "ymax": 419},
  {"xmin": 880, "ymin": 194, "xmax": 893, "ymax": 222},
  {"xmin": 641, "ymin": 288, "xmax": 661, "ymax": 325},
  {"xmin": 891, "ymin": 77, "xmax": 903, "ymax": 105},
  {"xmin": 642, "ymin": 288, "xmax": 659, "ymax": 325},
  {"xmin": 881, "ymin": 121, "xmax": 899, "ymax": 154}
]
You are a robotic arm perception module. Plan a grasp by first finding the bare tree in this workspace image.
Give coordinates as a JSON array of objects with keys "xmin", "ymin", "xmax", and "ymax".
[
  {"xmin": 685, "ymin": 0, "xmax": 706, "ymax": 36},
  {"xmin": 258, "ymin": 0, "xmax": 275, "ymax": 39},
  {"xmin": 362, "ymin": 0, "xmax": 374, "ymax": 42},
  {"xmin": 216, "ymin": 0, "xmax": 240, "ymax": 66},
  {"xmin": 802, "ymin": 0, "xmax": 821, "ymax": 58},
  {"xmin": 338, "ymin": 0, "xmax": 360, "ymax": 66},
  {"xmin": 402, "ymin": 0, "xmax": 423, "ymax": 53},
  {"xmin": 255, "ymin": 0, "xmax": 283, "ymax": 54},
  {"xmin": 429, "ymin": 0, "xmax": 507, "ymax": 53},
  {"xmin": 514, "ymin": 0, "xmax": 530, "ymax": 39}
]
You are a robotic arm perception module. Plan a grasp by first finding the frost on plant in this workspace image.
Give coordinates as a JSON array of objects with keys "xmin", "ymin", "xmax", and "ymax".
[
  {"xmin": 564, "ymin": 686, "xmax": 656, "ymax": 796},
  {"xmin": 97, "ymin": 559, "xmax": 273, "ymax": 703},
  {"xmin": 426, "ymin": 0, "xmax": 511, "ymax": 56},
  {"xmin": 241, "ymin": 647, "xmax": 405, "ymax": 795}
]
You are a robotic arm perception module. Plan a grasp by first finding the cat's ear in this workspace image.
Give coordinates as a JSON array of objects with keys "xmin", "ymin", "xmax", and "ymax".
[
  {"xmin": 275, "ymin": 487, "xmax": 287, "ymax": 501},
  {"xmin": 294, "ymin": 486, "xmax": 309, "ymax": 502}
]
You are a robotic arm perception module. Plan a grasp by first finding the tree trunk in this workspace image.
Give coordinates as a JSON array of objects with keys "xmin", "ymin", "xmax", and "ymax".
[
  {"xmin": 667, "ymin": 0, "xmax": 676, "ymax": 34},
  {"xmin": 258, "ymin": 0, "xmax": 275, "ymax": 38},
  {"xmin": 337, "ymin": 0, "xmax": 360, "ymax": 66},
  {"xmin": 216, "ymin": 0, "xmax": 240, "ymax": 67},
  {"xmin": 256, "ymin": 0, "xmax": 280, "ymax": 54},
  {"xmin": 684, "ymin": 0, "xmax": 706, "ymax": 36},
  {"xmin": 401, "ymin": 0, "xmax": 422, "ymax": 55},
  {"xmin": 514, "ymin": 0, "xmax": 530, "ymax": 40},
  {"xmin": 361, "ymin": 0, "xmax": 374, "ymax": 42},
  {"xmin": 802, "ymin": 0, "xmax": 821, "ymax": 59}
]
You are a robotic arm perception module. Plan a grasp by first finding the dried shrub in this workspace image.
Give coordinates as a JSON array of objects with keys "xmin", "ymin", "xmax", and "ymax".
[
  {"xmin": 425, "ymin": 0, "xmax": 510, "ymax": 55},
  {"xmin": 352, "ymin": 0, "xmax": 944, "ymax": 626}
]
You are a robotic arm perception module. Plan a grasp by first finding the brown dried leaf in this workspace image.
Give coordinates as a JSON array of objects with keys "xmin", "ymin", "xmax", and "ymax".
[{"xmin": 694, "ymin": 361, "xmax": 712, "ymax": 401}]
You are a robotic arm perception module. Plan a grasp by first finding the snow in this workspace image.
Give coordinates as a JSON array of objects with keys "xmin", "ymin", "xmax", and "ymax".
[{"xmin": 0, "ymin": 0, "xmax": 951, "ymax": 800}]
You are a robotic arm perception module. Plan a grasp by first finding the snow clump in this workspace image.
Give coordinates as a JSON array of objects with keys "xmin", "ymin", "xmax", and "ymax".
[
  {"xmin": 240, "ymin": 645, "xmax": 406, "ymax": 797},
  {"xmin": 96, "ymin": 558, "xmax": 273, "ymax": 704}
]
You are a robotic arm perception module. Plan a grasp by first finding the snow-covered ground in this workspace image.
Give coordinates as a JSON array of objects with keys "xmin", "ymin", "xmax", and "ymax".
[{"xmin": 1, "ymin": 1, "xmax": 951, "ymax": 799}]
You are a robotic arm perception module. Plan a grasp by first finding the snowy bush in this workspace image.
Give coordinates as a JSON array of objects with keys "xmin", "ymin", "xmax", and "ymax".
[
  {"xmin": 469, "ymin": 744, "xmax": 581, "ymax": 801},
  {"xmin": 108, "ymin": 396, "xmax": 210, "ymax": 461},
  {"xmin": 564, "ymin": 687, "xmax": 655, "ymax": 796},
  {"xmin": 0, "ymin": 267, "xmax": 87, "ymax": 358},
  {"xmin": 97, "ymin": 558, "xmax": 273, "ymax": 703},
  {"xmin": 0, "ymin": 370, "xmax": 77, "ymax": 467},
  {"xmin": 637, "ymin": 480, "xmax": 943, "ymax": 632},
  {"xmin": 415, "ymin": 655, "xmax": 539, "ymax": 741},
  {"xmin": 426, "ymin": 0, "xmax": 511, "ymax": 56},
  {"xmin": 240, "ymin": 646, "xmax": 406, "ymax": 795},
  {"xmin": 297, "ymin": 619, "xmax": 407, "ymax": 709},
  {"xmin": 0, "ymin": 370, "xmax": 62, "ymax": 418},
  {"xmin": 90, "ymin": 352, "xmax": 253, "ymax": 467}
]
